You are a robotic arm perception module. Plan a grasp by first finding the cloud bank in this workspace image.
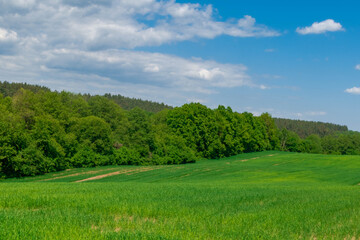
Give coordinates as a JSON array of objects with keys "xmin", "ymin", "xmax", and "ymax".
[
  {"xmin": 0, "ymin": 0, "xmax": 280, "ymax": 49},
  {"xmin": 296, "ymin": 19, "xmax": 344, "ymax": 35},
  {"xmin": 0, "ymin": 0, "xmax": 278, "ymax": 104}
]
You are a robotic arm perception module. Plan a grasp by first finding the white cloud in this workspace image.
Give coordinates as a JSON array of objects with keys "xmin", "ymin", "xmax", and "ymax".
[
  {"xmin": 0, "ymin": 1, "xmax": 280, "ymax": 50},
  {"xmin": 198, "ymin": 68, "xmax": 224, "ymax": 81},
  {"xmin": 186, "ymin": 98, "xmax": 206, "ymax": 104},
  {"xmin": 0, "ymin": 45, "xmax": 266, "ymax": 105},
  {"xmin": 0, "ymin": 0, "xmax": 36, "ymax": 10},
  {"xmin": 355, "ymin": 64, "xmax": 360, "ymax": 70},
  {"xmin": 144, "ymin": 64, "xmax": 160, "ymax": 73},
  {"xmin": 42, "ymin": 48, "xmax": 257, "ymax": 94},
  {"xmin": 241, "ymin": 107, "xmax": 328, "ymax": 120},
  {"xmin": 296, "ymin": 19, "xmax": 344, "ymax": 35},
  {"xmin": 306, "ymin": 111, "xmax": 327, "ymax": 116},
  {"xmin": 0, "ymin": 28, "xmax": 18, "ymax": 41},
  {"xmin": 0, "ymin": 0, "xmax": 277, "ymax": 104},
  {"xmin": 226, "ymin": 15, "xmax": 280, "ymax": 37},
  {"xmin": 0, "ymin": 28, "xmax": 19, "ymax": 55},
  {"xmin": 345, "ymin": 87, "xmax": 360, "ymax": 95}
]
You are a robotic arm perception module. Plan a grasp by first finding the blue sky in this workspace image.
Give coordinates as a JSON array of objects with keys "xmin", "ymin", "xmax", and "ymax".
[{"xmin": 0, "ymin": 0, "xmax": 359, "ymax": 130}]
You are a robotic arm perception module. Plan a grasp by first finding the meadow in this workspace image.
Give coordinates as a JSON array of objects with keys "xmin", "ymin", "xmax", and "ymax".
[{"xmin": 1, "ymin": 151, "xmax": 360, "ymax": 239}]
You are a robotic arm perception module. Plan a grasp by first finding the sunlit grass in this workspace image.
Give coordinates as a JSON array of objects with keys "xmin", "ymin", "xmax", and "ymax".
[{"xmin": 1, "ymin": 151, "xmax": 360, "ymax": 239}]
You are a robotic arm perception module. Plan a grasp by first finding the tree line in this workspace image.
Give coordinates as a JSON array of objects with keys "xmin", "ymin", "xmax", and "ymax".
[
  {"xmin": 0, "ymin": 89, "xmax": 197, "ymax": 178},
  {"xmin": 0, "ymin": 83, "xmax": 359, "ymax": 178},
  {"xmin": 274, "ymin": 118, "xmax": 348, "ymax": 138},
  {"xmin": 0, "ymin": 81, "xmax": 172, "ymax": 113},
  {"xmin": 103, "ymin": 93, "xmax": 172, "ymax": 113}
]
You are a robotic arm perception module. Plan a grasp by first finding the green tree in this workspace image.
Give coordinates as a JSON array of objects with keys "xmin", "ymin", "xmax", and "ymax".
[
  {"xmin": 260, "ymin": 113, "xmax": 280, "ymax": 150},
  {"xmin": 69, "ymin": 116, "xmax": 113, "ymax": 155},
  {"xmin": 280, "ymin": 129, "xmax": 301, "ymax": 152},
  {"xmin": 300, "ymin": 134, "xmax": 322, "ymax": 153},
  {"xmin": 123, "ymin": 108, "xmax": 154, "ymax": 159},
  {"xmin": 167, "ymin": 103, "xmax": 219, "ymax": 158},
  {"xmin": 152, "ymin": 109, "xmax": 197, "ymax": 164}
]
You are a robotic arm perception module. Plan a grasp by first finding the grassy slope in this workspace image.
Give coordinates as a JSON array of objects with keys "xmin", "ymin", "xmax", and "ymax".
[{"xmin": 1, "ymin": 151, "xmax": 360, "ymax": 239}]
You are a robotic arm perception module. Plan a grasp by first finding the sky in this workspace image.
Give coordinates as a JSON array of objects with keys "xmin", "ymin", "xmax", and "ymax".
[{"xmin": 0, "ymin": 0, "xmax": 359, "ymax": 130}]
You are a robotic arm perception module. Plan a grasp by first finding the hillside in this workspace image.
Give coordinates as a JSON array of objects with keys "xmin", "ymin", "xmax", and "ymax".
[
  {"xmin": 0, "ymin": 81, "xmax": 171, "ymax": 113},
  {"xmin": 1, "ymin": 82, "xmax": 360, "ymax": 179},
  {"xmin": 103, "ymin": 93, "xmax": 172, "ymax": 113},
  {"xmin": 0, "ymin": 81, "xmax": 50, "ymax": 97},
  {"xmin": 274, "ymin": 117, "xmax": 348, "ymax": 138},
  {"xmin": 8, "ymin": 151, "xmax": 360, "ymax": 185},
  {"xmin": 0, "ymin": 81, "xmax": 349, "ymax": 131},
  {"xmin": 2, "ymin": 152, "xmax": 360, "ymax": 239}
]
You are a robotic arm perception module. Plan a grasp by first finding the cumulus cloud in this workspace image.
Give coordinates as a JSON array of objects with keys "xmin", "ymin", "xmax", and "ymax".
[
  {"xmin": 296, "ymin": 19, "xmax": 344, "ymax": 35},
  {"xmin": 345, "ymin": 87, "xmax": 360, "ymax": 95},
  {"xmin": 0, "ymin": 0, "xmax": 280, "ymax": 50},
  {"xmin": 0, "ymin": 46, "xmax": 268, "ymax": 105},
  {"xmin": 0, "ymin": 28, "xmax": 18, "ymax": 41},
  {"xmin": 0, "ymin": 0, "xmax": 277, "ymax": 104},
  {"xmin": 144, "ymin": 64, "xmax": 160, "ymax": 73},
  {"xmin": 355, "ymin": 64, "xmax": 360, "ymax": 70},
  {"xmin": 42, "ymin": 48, "xmax": 257, "ymax": 94},
  {"xmin": 0, "ymin": 28, "xmax": 19, "ymax": 55},
  {"xmin": 227, "ymin": 15, "xmax": 279, "ymax": 37}
]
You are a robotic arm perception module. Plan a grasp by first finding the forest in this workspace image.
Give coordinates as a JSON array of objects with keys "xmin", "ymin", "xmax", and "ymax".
[
  {"xmin": 274, "ymin": 118, "xmax": 348, "ymax": 138},
  {"xmin": 0, "ymin": 81, "xmax": 172, "ymax": 113},
  {"xmin": 1, "ymin": 81, "xmax": 360, "ymax": 178}
]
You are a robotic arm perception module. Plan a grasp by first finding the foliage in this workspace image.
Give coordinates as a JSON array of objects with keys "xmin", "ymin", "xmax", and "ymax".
[
  {"xmin": 112, "ymin": 147, "xmax": 143, "ymax": 165},
  {"xmin": 9, "ymin": 145, "xmax": 52, "ymax": 177},
  {"xmin": 71, "ymin": 146, "xmax": 110, "ymax": 168},
  {"xmin": 167, "ymin": 104, "xmax": 278, "ymax": 159},
  {"xmin": 0, "ymin": 81, "xmax": 50, "ymax": 97},
  {"xmin": 274, "ymin": 117, "xmax": 348, "ymax": 138},
  {"xmin": 103, "ymin": 93, "xmax": 172, "ymax": 113},
  {"xmin": 0, "ymin": 82, "xmax": 359, "ymax": 178},
  {"xmin": 69, "ymin": 116, "xmax": 113, "ymax": 155},
  {"xmin": 0, "ymin": 87, "xmax": 200, "ymax": 178}
]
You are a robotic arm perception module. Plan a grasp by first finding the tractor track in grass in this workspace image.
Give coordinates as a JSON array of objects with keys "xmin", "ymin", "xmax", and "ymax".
[
  {"xmin": 234, "ymin": 154, "xmax": 277, "ymax": 163},
  {"xmin": 37, "ymin": 154, "xmax": 278, "ymax": 182},
  {"xmin": 37, "ymin": 168, "xmax": 116, "ymax": 182},
  {"xmin": 75, "ymin": 166, "xmax": 165, "ymax": 182}
]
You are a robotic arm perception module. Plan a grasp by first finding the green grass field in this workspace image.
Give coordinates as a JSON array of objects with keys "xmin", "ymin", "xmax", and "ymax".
[{"xmin": 1, "ymin": 151, "xmax": 360, "ymax": 239}]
